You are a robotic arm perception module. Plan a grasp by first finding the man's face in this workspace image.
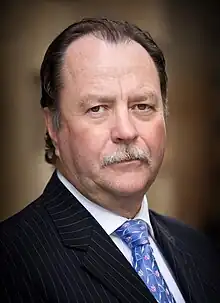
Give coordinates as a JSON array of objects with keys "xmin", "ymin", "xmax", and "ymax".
[{"xmin": 49, "ymin": 35, "xmax": 166, "ymax": 203}]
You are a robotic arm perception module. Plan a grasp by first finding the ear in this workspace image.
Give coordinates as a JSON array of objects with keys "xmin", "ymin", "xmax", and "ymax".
[{"xmin": 43, "ymin": 108, "xmax": 60, "ymax": 157}]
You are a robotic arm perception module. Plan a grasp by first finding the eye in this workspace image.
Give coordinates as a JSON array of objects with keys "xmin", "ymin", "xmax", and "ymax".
[
  {"xmin": 89, "ymin": 105, "xmax": 105, "ymax": 113},
  {"xmin": 132, "ymin": 104, "xmax": 152, "ymax": 111}
]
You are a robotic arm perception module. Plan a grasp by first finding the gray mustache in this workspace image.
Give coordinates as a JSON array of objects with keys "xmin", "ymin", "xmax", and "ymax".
[{"xmin": 102, "ymin": 145, "xmax": 151, "ymax": 167}]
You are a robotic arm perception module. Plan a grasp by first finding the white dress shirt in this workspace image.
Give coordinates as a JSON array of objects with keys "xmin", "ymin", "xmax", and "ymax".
[{"xmin": 57, "ymin": 171, "xmax": 185, "ymax": 303}]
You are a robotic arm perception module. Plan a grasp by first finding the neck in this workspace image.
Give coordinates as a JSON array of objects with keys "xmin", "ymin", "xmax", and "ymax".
[{"xmin": 90, "ymin": 190, "xmax": 143, "ymax": 218}]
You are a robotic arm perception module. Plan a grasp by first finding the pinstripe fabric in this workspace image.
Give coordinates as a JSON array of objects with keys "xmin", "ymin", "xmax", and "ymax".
[{"xmin": 1, "ymin": 172, "xmax": 220, "ymax": 302}]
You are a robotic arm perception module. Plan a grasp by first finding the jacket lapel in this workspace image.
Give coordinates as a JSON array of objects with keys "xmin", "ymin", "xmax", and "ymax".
[
  {"xmin": 82, "ymin": 221, "xmax": 156, "ymax": 303},
  {"xmin": 43, "ymin": 172, "xmax": 156, "ymax": 303},
  {"xmin": 150, "ymin": 211, "xmax": 213, "ymax": 303}
]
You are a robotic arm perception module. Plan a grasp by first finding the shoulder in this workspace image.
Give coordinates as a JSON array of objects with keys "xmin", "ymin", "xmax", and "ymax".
[
  {"xmin": 0, "ymin": 196, "xmax": 56, "ymax": 261},
  {"xmin": 0, "ymin": 196, "xmax": 61, "ymax": 301},
  {"xmin": 150, "ymin": 209, "xmax": 220, "ymax": 257},
  {"xmin": 1, "ymin": 196, "xmax": 47, "ymax": 238},
  {"xmin": 0, "ymin": 172, "xmax": 59, "ymax": 244}
]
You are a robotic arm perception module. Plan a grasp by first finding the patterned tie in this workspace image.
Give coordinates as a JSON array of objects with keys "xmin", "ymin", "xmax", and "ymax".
[{"xmin": 115, "ymin": 219, "xmax": 175, "ymax": 303}]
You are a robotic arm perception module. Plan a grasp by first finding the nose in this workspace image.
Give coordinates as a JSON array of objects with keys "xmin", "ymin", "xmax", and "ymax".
[{"xmin": 111, "ymin": 111, "xmax": 138, "ymax": 144}]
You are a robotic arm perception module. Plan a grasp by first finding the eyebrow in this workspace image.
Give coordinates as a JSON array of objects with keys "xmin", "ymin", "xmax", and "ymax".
[
  {"xmin": 78, "ymin": 94, "xmax": 115, "ymax": 108},
  {"xmin": 79, "ymin": 91, "xmax": 160, "ymax": 107},
  {"xmin": 127, "ymin": 92, "xmax": 160, "ymax": 103}
]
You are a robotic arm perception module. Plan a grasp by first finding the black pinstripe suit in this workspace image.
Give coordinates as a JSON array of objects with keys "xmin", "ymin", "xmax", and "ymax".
[{"xmin": 1, "ymin": 172, "xmax": 219, "ymax": 302}]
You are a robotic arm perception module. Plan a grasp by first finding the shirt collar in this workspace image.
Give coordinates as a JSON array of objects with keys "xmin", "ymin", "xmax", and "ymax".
[{"xmin": 57, "ymin": 171, "xmax": 154, "ymax": 238}]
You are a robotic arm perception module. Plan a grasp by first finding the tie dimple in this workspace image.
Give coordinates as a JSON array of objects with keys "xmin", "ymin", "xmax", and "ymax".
[{"xmin": 116, "ymin": 219, "xmax": 149, "ymax": 248}]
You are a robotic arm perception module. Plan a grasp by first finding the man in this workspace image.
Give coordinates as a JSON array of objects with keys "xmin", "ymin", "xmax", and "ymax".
[{"xmin": 0, "ymin": 18, "xmax": 219, "ymax": 303}]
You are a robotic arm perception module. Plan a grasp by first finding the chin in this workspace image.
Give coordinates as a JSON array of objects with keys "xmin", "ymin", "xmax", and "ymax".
[
  {"xmin": 98, "ymin": 167, "xmax": 156, "ymax": 196},
  {"xmin": 108, "ymin": 178, "xmax": 149, "ymax": 197}
]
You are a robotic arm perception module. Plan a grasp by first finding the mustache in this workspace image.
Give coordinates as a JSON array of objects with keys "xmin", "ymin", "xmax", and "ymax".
[{"xmin": 101, "ymin": 145, "xmax": 152, "ymax": 167}]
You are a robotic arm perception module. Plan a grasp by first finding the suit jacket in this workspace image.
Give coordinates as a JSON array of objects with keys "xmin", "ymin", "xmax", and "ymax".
[{"xmin": 0, "ymin": 172, "xmax": 219, "ymax": 303}]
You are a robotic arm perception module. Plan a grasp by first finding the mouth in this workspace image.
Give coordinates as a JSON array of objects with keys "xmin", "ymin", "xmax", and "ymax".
[{"xmin": 111, "ymin": 159, "xmax": 142, "ymax": 166}]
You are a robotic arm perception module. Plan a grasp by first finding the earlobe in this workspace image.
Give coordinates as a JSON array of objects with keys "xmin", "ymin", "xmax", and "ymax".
[{"xmin": 42, "ymin": 107, "xmax": 59, "ymax": 150}]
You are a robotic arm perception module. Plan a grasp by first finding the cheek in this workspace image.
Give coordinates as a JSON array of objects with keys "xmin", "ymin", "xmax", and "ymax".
[
  {"xmin": 58, "ymin": 123, "xmax": 106, "ymax": 163},
  {"xmin": 152, "ymin": 123, "xmax": 166, "ymax": 158},
  {"xmin": 141, "ymin": 119, "xmax": 166, "ymax": 154}
]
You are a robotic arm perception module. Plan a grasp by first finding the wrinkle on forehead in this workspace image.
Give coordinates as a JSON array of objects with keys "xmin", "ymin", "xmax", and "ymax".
[
  {"xmin": 61, "ymin": 35, "xmax": 161, "ymax": 102},
  {"xmin": 63, "ymin": 35, "xmax": 158, "ymax": 74}
]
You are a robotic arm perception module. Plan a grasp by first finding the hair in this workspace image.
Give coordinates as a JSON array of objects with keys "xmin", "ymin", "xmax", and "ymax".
[{"xmin": 40, "ymin": 17, "xmax": 168, "ymax": 165}]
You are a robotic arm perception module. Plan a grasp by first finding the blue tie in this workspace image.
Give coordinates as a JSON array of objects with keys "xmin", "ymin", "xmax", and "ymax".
[{"xmin": 115, "ymin": 219, "xmax": 175, "ymax": 303}]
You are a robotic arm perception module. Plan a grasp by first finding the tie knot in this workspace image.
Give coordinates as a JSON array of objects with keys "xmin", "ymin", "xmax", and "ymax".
[{"xmin": 115, "ymin": 219, "xmax": 149, "ymax": 249}]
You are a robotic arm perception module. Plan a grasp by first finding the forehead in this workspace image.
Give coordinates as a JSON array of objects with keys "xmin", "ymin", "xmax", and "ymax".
[{"xmin": 62, "ymin": 35, "xmax": 161, "ymax": 97}]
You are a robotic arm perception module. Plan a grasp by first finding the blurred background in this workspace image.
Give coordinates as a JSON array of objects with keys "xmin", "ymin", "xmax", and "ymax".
[{"xmin": 1, "ymin": 0, "xmax": 220, "ymax": 246}]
